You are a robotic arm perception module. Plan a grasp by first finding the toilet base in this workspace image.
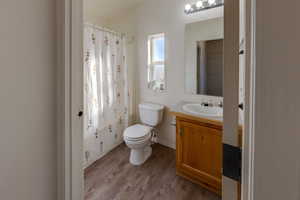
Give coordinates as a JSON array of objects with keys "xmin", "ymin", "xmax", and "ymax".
[{"xmin": 129, "ymin": 146, "xmax": 152, "ymax": 165}]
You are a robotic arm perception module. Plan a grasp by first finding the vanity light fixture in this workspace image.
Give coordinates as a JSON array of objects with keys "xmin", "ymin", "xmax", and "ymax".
[
  {"xmin": 185, "ymin": 4, "xmax": 192, "ymax": 12},
  {"xmin": 196, "ymin": 1, "xmax": 203, "ymax": 8},
  {"xmin": 184, "ymin": 0, "xmax": 223, "ymax": 15},
  {"xmin": 208, "ymin": 0, "xmax": 217, "ymax": 6}
]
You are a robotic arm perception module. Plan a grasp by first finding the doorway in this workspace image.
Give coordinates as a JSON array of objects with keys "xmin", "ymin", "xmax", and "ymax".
[{"xmin": 56, "ymin": 0, "xmax": 255, "ymax": 200}]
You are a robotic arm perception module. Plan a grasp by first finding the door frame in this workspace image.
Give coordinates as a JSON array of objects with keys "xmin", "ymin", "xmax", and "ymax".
[
  {"xmin": 57, "ymin": 0, "xmax": 84, "ymax": 200},
  {"xmin": 223, "ymin": 0, "xmax": 240, "ymax": 198},
  {"xmin": 241, "ymin": 0, "xmax": 256, "ymax": 200},
  {"xmin": 56, "ymin": 0, "xmax": 256, "ymax": 200}
]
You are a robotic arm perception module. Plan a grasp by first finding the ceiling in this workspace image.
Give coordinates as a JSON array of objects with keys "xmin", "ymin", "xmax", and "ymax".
[{"xmin": 84, "ymin": 0, "xmax": 145, "ymax": 23}]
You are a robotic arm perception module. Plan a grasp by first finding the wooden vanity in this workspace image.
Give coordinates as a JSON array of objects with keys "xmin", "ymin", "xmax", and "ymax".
[{"xmin": 171, "ymin": 110, "xmax": 242, "ymax": 196}]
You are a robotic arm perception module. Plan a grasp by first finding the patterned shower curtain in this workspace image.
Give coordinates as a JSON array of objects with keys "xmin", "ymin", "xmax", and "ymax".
[{"xmin": 84, "ymin": 25, "xmax": 129, "ymax": 167}]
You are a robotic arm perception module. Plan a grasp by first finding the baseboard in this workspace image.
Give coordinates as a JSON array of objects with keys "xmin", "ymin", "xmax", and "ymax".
[
  {"xmin": 84, "ymin": 138, "xmax": 175, "ymax": 170},
  {"xmin": 158, "ymin": 137, "xmax": 176, "ymax": 149}
]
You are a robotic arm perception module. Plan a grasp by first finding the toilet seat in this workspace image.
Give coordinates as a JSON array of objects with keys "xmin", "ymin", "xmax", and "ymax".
[{"xmin": 124, "ymin": 124, "xmax": 152, "ymax": 142}]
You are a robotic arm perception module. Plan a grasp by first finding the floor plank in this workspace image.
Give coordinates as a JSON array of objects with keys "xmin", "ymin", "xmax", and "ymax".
[{"xmin": 84, "ymin": 143, "xmax": 221, "ymax": 200}]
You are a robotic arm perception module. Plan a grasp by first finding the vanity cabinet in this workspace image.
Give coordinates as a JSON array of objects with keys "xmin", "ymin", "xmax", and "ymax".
[{"xmin": 176, "ymin": 116, "xmax": 223, "ymax": 195}]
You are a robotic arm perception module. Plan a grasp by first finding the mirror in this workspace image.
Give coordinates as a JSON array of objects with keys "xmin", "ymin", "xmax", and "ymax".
[{"xmin": 184, "ymin": 18, "xmax": 224, "ymax": 97}]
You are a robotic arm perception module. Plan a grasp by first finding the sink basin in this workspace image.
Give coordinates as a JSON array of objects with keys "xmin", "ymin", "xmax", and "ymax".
[{"xmin": 182, "ymin": 104, "xmax": 223, "ymax": 118}]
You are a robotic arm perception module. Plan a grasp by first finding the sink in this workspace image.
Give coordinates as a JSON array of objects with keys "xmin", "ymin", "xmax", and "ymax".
[{"xmin": 182, "ymin": 103, "xmax": 223, "ymax": 118}]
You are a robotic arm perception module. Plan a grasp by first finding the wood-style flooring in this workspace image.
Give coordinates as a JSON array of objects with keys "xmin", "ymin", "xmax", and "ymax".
[{"xmin": 84, "ymin": 143, "xmax": 221, "ymax": 200}]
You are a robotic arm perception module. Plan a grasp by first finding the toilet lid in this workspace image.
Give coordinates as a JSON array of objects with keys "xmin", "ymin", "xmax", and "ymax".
[{"xmin": 124, "ymin": 124, "xmax": 152, "ymax": 140}]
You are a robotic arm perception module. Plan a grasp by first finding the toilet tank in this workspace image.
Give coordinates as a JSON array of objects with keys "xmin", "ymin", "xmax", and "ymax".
[{"xmin": 139, "ymin": 103, "xmax": 164, "ymax": 126}]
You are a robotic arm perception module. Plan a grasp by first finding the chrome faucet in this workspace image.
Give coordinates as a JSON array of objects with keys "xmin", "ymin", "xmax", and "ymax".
[
  {"xmin": 201, "ymin": 102, "xmax": 209, "ymax": 107},
  {"xmin": 201, "ymin": 101, "xmax": 214, "ymax": 107},
  {"xmin": 218, "ymin": 101, "xmax": 223, "ymax": 108}
]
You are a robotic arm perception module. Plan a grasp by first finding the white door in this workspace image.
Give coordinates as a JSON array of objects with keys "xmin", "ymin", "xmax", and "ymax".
[{"xmin": 223, "ymin": 0, "xmax": 241, "ymax": 199}]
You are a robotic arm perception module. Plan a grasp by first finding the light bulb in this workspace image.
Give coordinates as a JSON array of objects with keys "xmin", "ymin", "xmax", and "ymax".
[
  {"xmin": 196, "ymin": 1, "xmax": 204, "ymax": 8},
  {"xmin": 208, "ymin": 0, "xmax": 216, "ymax": 5},
  {"xmin": 185, "ymin": 4, "xmax": 192, "ymax": 11}
]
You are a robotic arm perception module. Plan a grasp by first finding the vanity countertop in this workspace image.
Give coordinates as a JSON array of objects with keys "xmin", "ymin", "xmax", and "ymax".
[{"xmin": 170, "ymin": 101, "xmax": 243, "ymax": 129}]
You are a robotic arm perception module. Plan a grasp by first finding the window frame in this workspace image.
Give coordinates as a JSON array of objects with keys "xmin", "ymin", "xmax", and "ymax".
[{"xmin": 147, "ymin": 33, "xmax": 166, "ymax": 92}]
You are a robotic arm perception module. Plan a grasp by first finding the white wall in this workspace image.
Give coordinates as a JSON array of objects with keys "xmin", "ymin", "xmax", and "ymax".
[
  {"xmin": 0, "ymin": 1, "xmax": 57, "ymax": 200},
  {"xmin": 253, "ymin": 0, "xmax": 300, "ymax": 199},
  {"xmin": 83, "ymin": 13, "xmax": 108, "ymax": 27},
  {"xmin": 83, "ymin": 0, "xmax": 144, "ymax": 27},
  {"xmin": 135, "ymin": 0, "xmax": 222, "ymax": 148}
]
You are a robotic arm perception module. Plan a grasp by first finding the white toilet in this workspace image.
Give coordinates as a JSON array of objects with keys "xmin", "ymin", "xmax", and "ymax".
[{"xmin": 124, "ymin": 103, "xmax": 164, "ymax": 165}]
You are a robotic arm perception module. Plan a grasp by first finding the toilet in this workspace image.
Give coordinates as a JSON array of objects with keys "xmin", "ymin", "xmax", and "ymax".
[{"xmin": 124, "ymin": 103, "xmax": 164, "ymax": 165}]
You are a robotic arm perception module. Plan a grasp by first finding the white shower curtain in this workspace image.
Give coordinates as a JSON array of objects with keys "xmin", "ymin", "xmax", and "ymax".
[{"xmin": 84, "ymin": 25, "xmax": 129, "ymax": 167}]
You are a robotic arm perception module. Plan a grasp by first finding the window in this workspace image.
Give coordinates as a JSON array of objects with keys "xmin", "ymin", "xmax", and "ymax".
[{"xmin": 148, "ymin": 33, "xmax": 166, "ymax": 92}]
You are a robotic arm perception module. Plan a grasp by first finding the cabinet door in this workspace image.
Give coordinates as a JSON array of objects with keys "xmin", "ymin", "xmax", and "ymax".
[{"xmin": 177, "ymin": 120, "xmax": 222, "ymax": 192}]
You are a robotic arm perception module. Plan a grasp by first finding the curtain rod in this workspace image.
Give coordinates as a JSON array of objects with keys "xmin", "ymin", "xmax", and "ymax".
[{"xmin": 84, "ymin": 23, "xmax": 125, "ymax": 37}]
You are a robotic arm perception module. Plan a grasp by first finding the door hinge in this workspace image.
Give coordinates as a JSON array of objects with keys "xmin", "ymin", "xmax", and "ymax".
[{"xmin": 223, "ymin": 143, "xmax": 242, "ymax": 182}]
